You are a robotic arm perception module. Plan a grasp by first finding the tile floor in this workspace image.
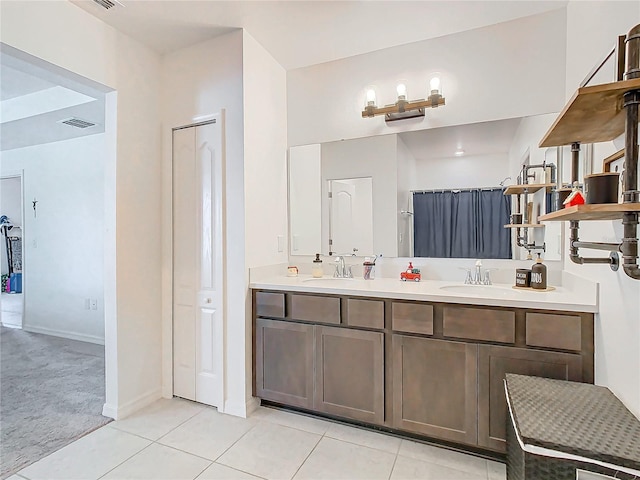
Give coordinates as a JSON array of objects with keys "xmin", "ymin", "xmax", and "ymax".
[{"xmin": 11, "ymin": 398, "xmax": 506, "ymax": 480}]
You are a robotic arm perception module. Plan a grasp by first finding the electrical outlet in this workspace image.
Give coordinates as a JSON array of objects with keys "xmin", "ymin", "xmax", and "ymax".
[{"xmin": 90, "ymin": 299, "xmax": 98, "ymax": 310}]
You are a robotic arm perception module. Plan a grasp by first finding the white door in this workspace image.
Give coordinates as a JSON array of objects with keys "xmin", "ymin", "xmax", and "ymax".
[
  {"xmin": 329, "ymin": 178, "xmax": 374, "ymax": 255},
  {"xmin": 172, "ymin": 117, "xmax": 224, "ymax": 408},
  {"xmin": 330, "ymin": 180, "xmax": 356, "ymax": 254}
]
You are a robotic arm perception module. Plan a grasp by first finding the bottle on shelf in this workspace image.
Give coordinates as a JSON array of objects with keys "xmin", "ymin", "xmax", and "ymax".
[{"xmin": 530, "ymin": 254, "xmax": 547, "ymax": 289}]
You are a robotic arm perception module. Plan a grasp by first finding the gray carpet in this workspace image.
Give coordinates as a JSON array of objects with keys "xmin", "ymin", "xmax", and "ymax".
[{"xmin": 0, "ymin": 326, "xmax": 111, "ymax": 478}]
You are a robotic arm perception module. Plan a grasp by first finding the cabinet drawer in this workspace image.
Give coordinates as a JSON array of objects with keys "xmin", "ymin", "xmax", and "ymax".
[
  {"xmin": 392, "ymin": 302, "xmax": 433, "ymax": 335},
  {"xmin": 443, "ymin": 306, "xmax": 515, "ymax": 344},
  {"xmin": 291, "ymin": 294, "xmax": 341, "ymax": 324},
  {"xmin": 255, "ymin": 292, "xmax": 285, "ymax": 318},
  {"xmin": 526, "ymin": 313, "xmax": 582, "ymax": 351},
  {"xmin": 346, "ymin": 299, "xmax": 384, "ymax": 329}
]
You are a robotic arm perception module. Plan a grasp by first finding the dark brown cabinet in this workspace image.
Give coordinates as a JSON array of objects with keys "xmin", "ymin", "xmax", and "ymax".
[
  {"xmin": 392, "ymin": 335, "xmax": 478, "ymax": 445},
  {"xmin": 477, "ymin": 345, "xmax": 583, "ymax": 452},
  {"xmin": 255, "ymin": 318, "xmax": 314, "ymax": 409},
  {"xmin": 253, "ymin": 289, "xmax": 594, "ymax": 456},
  {"xmin": 315, "ymin": 326, "xmax": 384, "ymax": 423}
]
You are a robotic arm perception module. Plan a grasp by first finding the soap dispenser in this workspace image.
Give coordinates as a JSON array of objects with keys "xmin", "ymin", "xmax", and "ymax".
[
  {"xmin": 312, "ymin": 253, "xmax": 323, "ymax": 278},
  {"xmin": 530, "ymin": 254, "xmax": 547, "ymax": 289}
]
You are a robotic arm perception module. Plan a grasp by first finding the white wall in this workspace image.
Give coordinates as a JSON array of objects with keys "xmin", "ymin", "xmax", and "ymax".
[
  {"xmin": 396, "ymin": 136, "xmax": 415, "ymax": 257},
  {"xmin": 321, "ymin": 135, "xmax": 398, "ymax": 257},
  {"xmin": 160, "ymin": 30, "xmax": 248, "ymax": 415},
  {"xmin": 414, "ymin": 153, "xmax": 509, "ymax": 191},
  {"xmin": 0, "ymin": 176, "xmax": 22, "ymax": 276},
  {"xmin": 1, "ymin": 135, "xmax": 105, "ymax": 343},
  {"xmin": 1, "ymin": 0, "xmax": 163, "ymax": 418},
  {"xmin": 289, "ymin": 144, "xmax": 322, "ymax": 256},
  {"xmin": 564, "ymin": 0, "xmax": 640, "ymax": 417},
  {"xmin": 287, "ymin": 9, "xmax": 567, "ymax": 146},
  {"xmin": 242, "ymin": 31, "xmax": 288, "ymax": 412}
]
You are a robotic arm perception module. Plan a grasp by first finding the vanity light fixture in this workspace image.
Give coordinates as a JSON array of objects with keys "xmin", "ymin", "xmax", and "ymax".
[{"xmin": 362, "ymin": 75, "xmax": 445, "ymax": 123}]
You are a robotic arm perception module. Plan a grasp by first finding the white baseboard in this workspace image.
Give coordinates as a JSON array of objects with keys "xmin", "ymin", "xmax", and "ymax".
[
  {"xmin": 23, "ymin": 324, "xmax": 105, "ymax": 345},
  {"xmin": 223, "ymin": 397, "xmax": 260, "ymax": 418},
  {"xmin": 103, "ymin": 388, "xmax": 162, "ymax": 420},
  {"xmin": 102, "ymin": 403, "xmax": 118, "ymax": 420}
]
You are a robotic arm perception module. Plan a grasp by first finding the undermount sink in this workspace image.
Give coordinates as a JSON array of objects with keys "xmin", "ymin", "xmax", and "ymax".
[
  {"xmin": 438, "ymin": 284, "xmax": 520, "ymax": 298},
  {"xmin": 302, "ymin": 277, "xmax": 358, "ymax": 284}
]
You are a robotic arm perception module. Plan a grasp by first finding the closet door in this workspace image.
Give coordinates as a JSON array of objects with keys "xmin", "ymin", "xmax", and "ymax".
[{"xmin": 173, "ymin": 118, "xmax": 224, "ymax": 408}]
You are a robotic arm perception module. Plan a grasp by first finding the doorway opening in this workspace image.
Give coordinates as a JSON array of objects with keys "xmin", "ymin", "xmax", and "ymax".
[
  {"xmin": 1, "ymin": 173, "xmax": 24, "ymax": 329},
  {"xmin": 0, "ymin": 43, "xmax": 116, "ymax": 477}
]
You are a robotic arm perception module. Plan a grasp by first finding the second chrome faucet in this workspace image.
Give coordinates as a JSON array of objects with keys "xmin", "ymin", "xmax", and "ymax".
[{"xmin": 464, "ymin": 260, "xmax": 493, "ymax": 285}]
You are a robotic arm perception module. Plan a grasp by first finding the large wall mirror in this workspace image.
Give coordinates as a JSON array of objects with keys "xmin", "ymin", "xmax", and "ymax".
[{"xmin": 289, "ymin": 114, "xmax": 565, "ymax": 261}]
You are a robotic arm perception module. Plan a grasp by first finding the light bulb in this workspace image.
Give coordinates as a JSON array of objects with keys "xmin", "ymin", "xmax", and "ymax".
[
  {"xmin": 365, "ymin": 88, "xmax": 377, "ymax": 106},
  {"xmin": 396, "ymin": 83, "xmax": 407, "ymax": 101},
  {"xmin": 430, "ymin": 76, "xmax": 441, "ymax": 95},
  {"xmin": 455, "ymin": 149, "xmax": 465, "ymax": 156}
]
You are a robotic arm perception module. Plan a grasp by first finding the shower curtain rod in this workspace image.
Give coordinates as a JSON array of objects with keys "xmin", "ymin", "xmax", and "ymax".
[{"xmin": 411, "ymin": 186, "xmax": 504, "ymax": 194}]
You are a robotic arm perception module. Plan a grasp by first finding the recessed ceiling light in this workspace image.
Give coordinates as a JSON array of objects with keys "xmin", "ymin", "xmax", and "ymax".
[{"xmin": 454, "ymin": 149, "xmax": 465, "ymax": 156}]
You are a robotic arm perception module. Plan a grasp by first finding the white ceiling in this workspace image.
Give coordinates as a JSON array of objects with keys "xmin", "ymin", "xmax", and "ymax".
[
  {"xmin": 398, "ymin": 117, "xmax": 522, "ymax": 161},
  {"xmin": 0, "ymin": 49, "xmax": 107, "ymax": 151},
  {"xmin": 1, "ymin": 1, "xmax": 566, "ymax": 151},
  {"xmin": 70, "ymin": 0, "xmax": 568, "ymax": 70}
]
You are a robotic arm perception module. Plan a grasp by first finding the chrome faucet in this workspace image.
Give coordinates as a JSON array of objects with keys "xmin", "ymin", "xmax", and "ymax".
[
  {"xmin": 463, "ymin": 260, "xmax": 493, "ymax": 285},
  {"xmin": 333, "ymin": 255, "xmax": 353, "ymax": 278},
  {"xmin": 474, "ymin": 260, "xmax": 483, "ymax": 284}
]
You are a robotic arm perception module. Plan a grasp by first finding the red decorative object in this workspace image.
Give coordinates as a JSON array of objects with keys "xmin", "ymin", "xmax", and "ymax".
[
  {"xmin": 563, "ymin": 190, "xmax": 585, "ymax": 208},
  {"xmin": 400, "ymin": 262, "xmax": 421, "ymax": 282}
]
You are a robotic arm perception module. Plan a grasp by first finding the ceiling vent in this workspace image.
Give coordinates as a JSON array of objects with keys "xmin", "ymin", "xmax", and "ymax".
[
  {"xmin": 91, "ymin": 0, "xmax": 124, "ymax": 9},
  {"xmin": 58, "ymin": 117, "xmax": 97, "ymax": 129}
]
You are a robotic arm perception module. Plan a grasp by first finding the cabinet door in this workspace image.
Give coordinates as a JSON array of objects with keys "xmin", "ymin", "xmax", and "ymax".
[
  {"xmin": 392, "ymin": 335, "xmax": 478, "ymax": 445},
  {"xmin": 315, "ymin": 326, "xmax": 384, "ymax": 424},
  {"xmin": 256, "ymin": 318, "xmax": 314, "ymax": 409},
  {"xmin": 478, "ymin": 345, "xmax": 583, "ymax": 452}
]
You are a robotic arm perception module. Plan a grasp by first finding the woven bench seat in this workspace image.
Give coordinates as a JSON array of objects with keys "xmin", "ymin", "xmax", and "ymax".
[{"xmin": 505, "ymin": 374, "xmax": 640, "ymax": 480}]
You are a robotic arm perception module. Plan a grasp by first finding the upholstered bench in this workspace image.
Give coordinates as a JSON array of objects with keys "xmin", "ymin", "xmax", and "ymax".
[{"xmin": 505, "ymin": 374, "xmax": 640, "ymax": 480}]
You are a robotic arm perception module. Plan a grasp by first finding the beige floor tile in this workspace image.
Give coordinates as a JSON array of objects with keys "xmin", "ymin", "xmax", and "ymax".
[
  {"xmin": 251, "ymin": 408, "xmax": 331, "ymax": 436},
  {"xmin": 217, "ymin": 422, "xmax": 321, "ymax": 480},
  {"xmin": 398, "ymin": 440, "xmax": 488, "ymax": 477},
  {"xmin": 101, "ymin": 443, "xmax": 211, "ymax": 480},
  {"xmin": 293, "ymin": 437, "xmax": 396, "ymax": 480},
  {"xmin": 487, "ymin": 460, "xmax": 506, "ymax": 480},
  {"xmin": 391, "ymin": 455, "xmax": 488, "ymax": 480},
  {"xmin": 196, "ymin": 463, "xmax": 264, "ymax": 479},
  {"xmin": 108, "ymin": 398, "xmax": 204, "ymax": 441},
  {"xmin": 324, "ymin": 422, "xmax": 401, "ymax": 454},
  {"xmin": 18, "ymin": 426, "xmax": 150, "ymax": 480},
  {"xmin": 158, "ymin": 408, "xmax": 258, "ymax": 460}
]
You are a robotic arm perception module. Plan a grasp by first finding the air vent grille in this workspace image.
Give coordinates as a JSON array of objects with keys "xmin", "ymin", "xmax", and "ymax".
[
  {"xmin": 92, "ymin": 0, "xmax": 116, "ymax": 9},
  {"xmin": 59, "ymin": 118, "xmax": 96, "ymax": 129}
]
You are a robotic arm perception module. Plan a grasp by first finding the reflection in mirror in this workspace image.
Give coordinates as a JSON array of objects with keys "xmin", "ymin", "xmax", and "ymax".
[
  {"xmin": 328, "ymin": 178, "xmax": 373, "ymax": 256},
  {"xmin": 289, "ymin": 113, "xmax": 563, "ymax": 261}
]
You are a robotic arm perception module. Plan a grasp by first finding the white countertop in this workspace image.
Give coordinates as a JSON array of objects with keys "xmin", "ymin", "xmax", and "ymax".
[{"xmin": 249, "ymin": 275, "xmax": 598, "ymax": 313}]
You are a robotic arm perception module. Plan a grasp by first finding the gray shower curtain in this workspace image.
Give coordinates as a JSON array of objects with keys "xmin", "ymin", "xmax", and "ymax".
[{"xmin": 413, "ymin": 189, "xmax": 512, "ymax": 259}]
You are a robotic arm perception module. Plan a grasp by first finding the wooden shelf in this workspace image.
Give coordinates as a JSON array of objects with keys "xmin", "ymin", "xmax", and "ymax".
[
  {"xmin": 504, "ymin": 224, "xmax": 545, "ymax": 228},
  {"xmin": 503, "ymin": 183, "xmax": 556, "ymax": 195},
  {"xmin": 539, "ymin": 203, "xmax": 640, "ymax": 221},
  {"xmin": 539, "ymin": 78, "xmax": 640, "ymax": 147}
]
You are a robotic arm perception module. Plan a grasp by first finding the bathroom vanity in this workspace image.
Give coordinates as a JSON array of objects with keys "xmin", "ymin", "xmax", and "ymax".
[{"xmin": 251, "ymin": 277, "xmax": 596, "ymax": 456}]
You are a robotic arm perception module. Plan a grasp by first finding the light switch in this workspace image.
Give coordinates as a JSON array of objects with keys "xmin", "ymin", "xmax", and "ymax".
[{"xmin": 277, "ymin": 235, "xmax": 284, "ymax": 253}]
